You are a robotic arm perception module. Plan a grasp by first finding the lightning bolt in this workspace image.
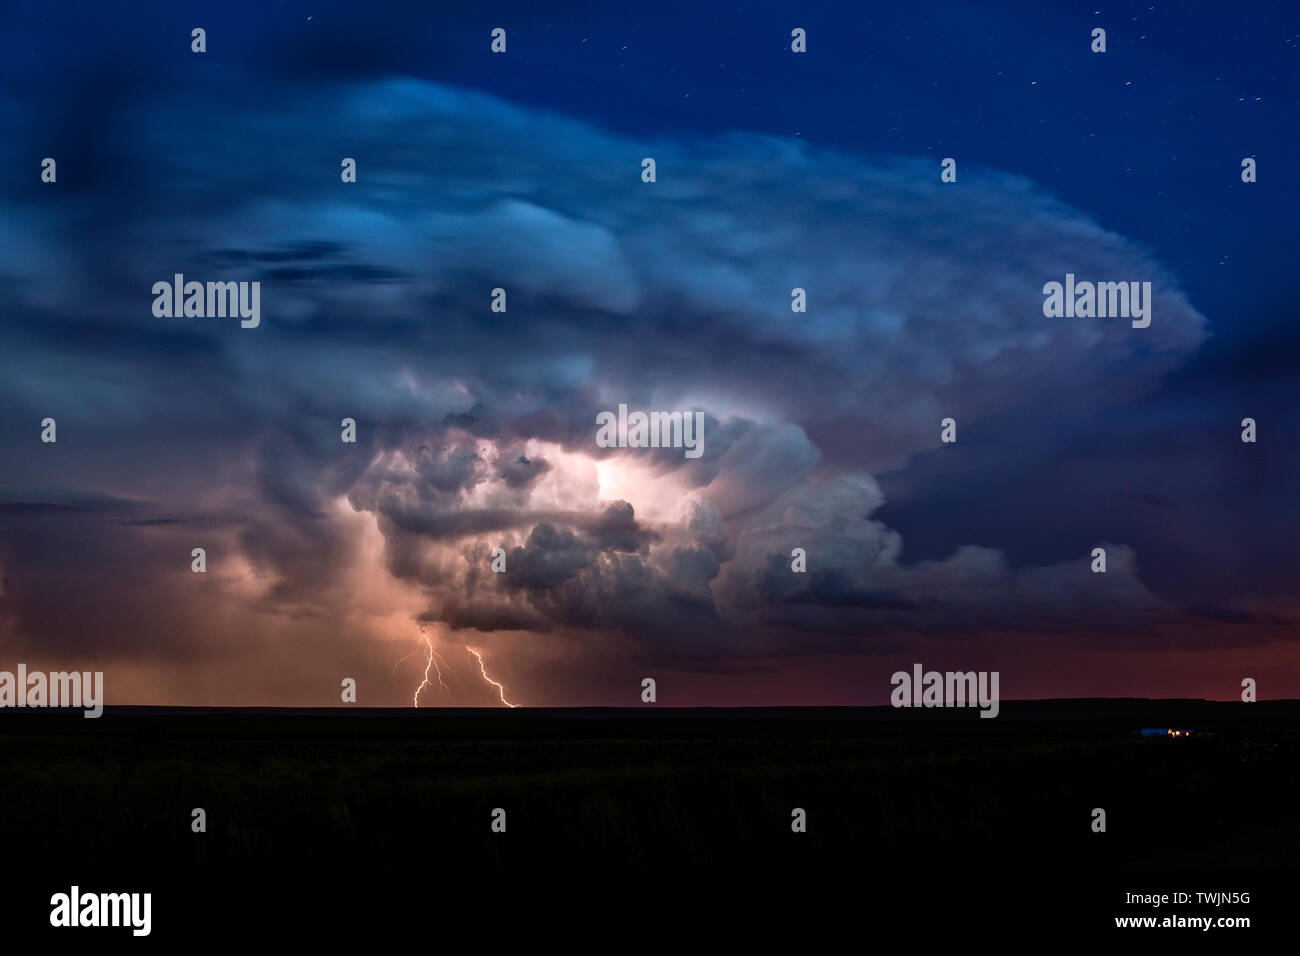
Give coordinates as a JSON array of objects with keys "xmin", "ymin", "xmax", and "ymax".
[
  {"xmin": 431, "ymin": 648, "xmax": 451, "ymax": 691},
  {"xmin": 467, "ymin": 647, "xmax": 518, "ymax": 708},
  {"xmin": 391, "ymin": 648, "xmax": 419, "ymax": 675},
  {"xmin": 411, "ymin": 627, "xmax": 451, "ymax": 707}
]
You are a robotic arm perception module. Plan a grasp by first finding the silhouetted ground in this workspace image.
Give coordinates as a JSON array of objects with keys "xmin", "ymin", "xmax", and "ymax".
[{"xmin": 2, "ymin": 700, "xmax": 1295, "ymax": 941}]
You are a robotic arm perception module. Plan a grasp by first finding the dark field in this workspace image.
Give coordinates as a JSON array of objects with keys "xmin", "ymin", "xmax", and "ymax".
[{"xmin": 2, "ymin": 700, "xmax": 1296, "ymax": 939}]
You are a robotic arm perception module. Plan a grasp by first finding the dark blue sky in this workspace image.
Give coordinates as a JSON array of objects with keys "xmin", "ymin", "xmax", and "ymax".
[{"xmin": 7, "ymin": 0, "xmax": 1293, "ymax": 292}]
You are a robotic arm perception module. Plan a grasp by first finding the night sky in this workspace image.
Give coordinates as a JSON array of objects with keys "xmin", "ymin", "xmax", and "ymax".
[{"xmin": 0, "ymin": 0, "xmax": 1296, "ymax": 706}]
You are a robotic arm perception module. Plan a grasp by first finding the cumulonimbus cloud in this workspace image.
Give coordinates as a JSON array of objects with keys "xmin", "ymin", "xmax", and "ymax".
[{"xmin": 0, "ymin": 75, "xmax": 1216, "ymax": 702}]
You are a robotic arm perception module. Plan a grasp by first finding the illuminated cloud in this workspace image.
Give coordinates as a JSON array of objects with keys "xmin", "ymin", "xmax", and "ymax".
[{"xmin": 0, "ymin": 75, "xmax": 1226, "ymax": 704}]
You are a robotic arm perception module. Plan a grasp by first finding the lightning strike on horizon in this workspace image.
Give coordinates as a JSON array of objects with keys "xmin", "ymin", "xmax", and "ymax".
[
  {"xmin": 412, "ymin": 628, "xmax": 451, "ymax": 706},
  {"xmin": 467, "ymin": 647, "xmax": 518, "ymax": 708}
]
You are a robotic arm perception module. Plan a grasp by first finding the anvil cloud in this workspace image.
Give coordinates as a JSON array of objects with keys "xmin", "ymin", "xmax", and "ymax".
[{"xmin": 1, "ymin": 68, "xmax": 1289, "ymax": 707}]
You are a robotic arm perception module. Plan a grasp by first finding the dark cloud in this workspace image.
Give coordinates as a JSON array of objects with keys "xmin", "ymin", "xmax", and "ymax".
[{"xmin": 1, "ymin": 61, "xmax": 1287, "ymax": 707}]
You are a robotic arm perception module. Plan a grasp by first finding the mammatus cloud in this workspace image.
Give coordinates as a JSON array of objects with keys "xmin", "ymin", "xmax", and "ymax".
[{"xmin": 0, "ymin": 76, "xmax": 1228, "ymax": 705}]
